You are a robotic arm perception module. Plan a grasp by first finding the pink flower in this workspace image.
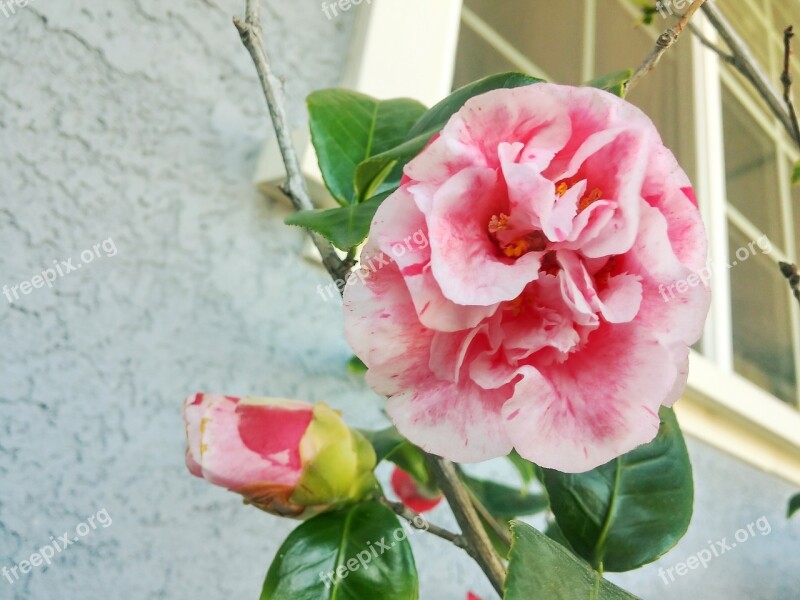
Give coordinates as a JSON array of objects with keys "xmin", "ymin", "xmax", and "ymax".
[
  {"xmin": 467, "ymin": 594, "xmax": 483, "ymax": 600},
  {"xmin": 184, "ymin": 394, "xmax": 377, "ymax": 517},
  {"xmin": 344, "ymin": 84, "xmax": 710, "ymax": 472},
  {"xmin": 390, "ymin": 466, "xmax": 443, "ymax": 513}
]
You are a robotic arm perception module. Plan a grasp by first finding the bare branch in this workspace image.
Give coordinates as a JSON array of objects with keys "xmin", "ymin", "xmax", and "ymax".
[
  {"xmin": 625, "ymin": 0, "xmax": 707, "ymax": 95},
  {"xmin": 379, "ymin": 496, "xmax": 468, "ymax": 549},
  {"xmin": 427, "ymin": 456, "xmax": 507, "ymax": 596},
  {"xmin": 234, "ymin": 1, "xmax": 353, "ymax": 283},
  {"xmin": 782, "ymin": 26, "xmax": 800, "ymax": 146},
  {"xmin": 699, "ymin": 1, "xmax": 798, "ymax": 147},
  {"xmin": 465, "ymin": 486, "xmax": 513, "ymax": 549},
  {"xmin": 780, "ymin": 262, "xmax": 800, "ymax": 307},
  {"xmin": 687, "ymin": 21, "xmax": 736, "ymax": 64}
]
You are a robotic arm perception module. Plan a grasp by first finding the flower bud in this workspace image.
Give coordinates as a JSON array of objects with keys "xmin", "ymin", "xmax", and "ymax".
[
  {"xmin": 184, "ymin": 394, "xmax": 377, "ymax": 518},
  {"xmin": 390, "ymin": 466, "xmax": 443, "ymax": 513}
]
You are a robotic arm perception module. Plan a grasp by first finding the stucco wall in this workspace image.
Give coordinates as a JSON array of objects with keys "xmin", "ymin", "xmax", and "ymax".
[{"xmin": 0, "ymin": 2, "xmax": 798, "ymax": 599}]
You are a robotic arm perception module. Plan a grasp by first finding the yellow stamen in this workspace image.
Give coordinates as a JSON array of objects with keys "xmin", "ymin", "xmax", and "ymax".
[
  {"xmin": 556, "ymin": 182, "xmax": 569, "ymax": 197},
  {"xmin": 503, "ymin": 239, "xmax": 530, "ymax": 258},
  {"xmin": 579, "ymin": 188, "xmax": 603, "ymax": 212},
  {"xmin": 488, "ymin": 213, "xmax": 510, "ymax": 234}
]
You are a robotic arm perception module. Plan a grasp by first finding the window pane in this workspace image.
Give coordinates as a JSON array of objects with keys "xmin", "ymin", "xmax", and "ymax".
[
  {"xmin": 729, "ymin": 224, "xmax": 796, "ymax": 404},
  {"xmin": 722, "ymin": 87, "xmax": 785, "ymax": 248},
  {"xmin": 595, "ymin": 0, "xmax": 696, "ymax": 184},
  {"xmin": 452, "ymin": 22, "xmax": 518, "ymax": 89},
  {"xmin": 460, "ymin": 0, "xmax": 585, "ymax": 85},
  {"xmin": 717, "ymin": 0, "xmax": 778, "ymax": 81}
]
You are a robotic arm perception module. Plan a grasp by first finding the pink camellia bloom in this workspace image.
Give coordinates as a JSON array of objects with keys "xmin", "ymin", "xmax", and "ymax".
[
  {"xmin": 184, "ymin": 394, "xmax": 377, "ymax": 517},
  {"xmin": 390, "ymin": 466, "xmax": 444, "ymax": 513},
  {"xmin": 344, "ymin": 83, "xmax": 710, "ymax": 472}
]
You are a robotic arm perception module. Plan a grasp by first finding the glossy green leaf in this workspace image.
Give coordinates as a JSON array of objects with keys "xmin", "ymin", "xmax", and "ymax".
[
  {"xmin": 507, "ymin": 450, "xmax": 541, "ymax": 487},
  {"xmin": 261, "ymin": 501, "xmax": 418, "ymax": 600},
  {"xmin": 405, "ymin": 72, "xmax": 542, "ymax": 140},
  {"xmin": 543, "ymin": 407, "xmax": 693, "ymax": 572},
  {"xmin": 461, "ymin": 474, "xmax": 548, "ymax": 520},
  {"xmin": 284, "ymin": 193, "xmax": 387, "ymax": 251},
  {"xmin": 505, "ymin": 521, "xmax": 641, "ymax": 600},
  {"xmin": 586, "ymin": 69, "xmax": 633, "ymax": 97},
  {"xmin": 544, "ymin": 519, "xmax": 574, "ymax": 552},
  {"xmin": 355, "ymin": 72, "xmax": 543, "ymax": 197},
  {"xmin": 360, "ymin": 428, "xmax": 434, "ymax": 488},
  {"xmin": 788, "ymin": 492, "xmax": 800, "ymax": 518},
  {"xmin": 347, "ymin": 356, "xmax": 367, "ymax": 375},
  {"xmin": 307, "ymin": 89, "xmax": 426, "ymax": 205}
]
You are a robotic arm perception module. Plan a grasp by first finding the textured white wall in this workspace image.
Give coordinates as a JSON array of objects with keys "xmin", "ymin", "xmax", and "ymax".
[{"xmin": 0, "ymin": 2, "xmax": 798, "ymax": 600}]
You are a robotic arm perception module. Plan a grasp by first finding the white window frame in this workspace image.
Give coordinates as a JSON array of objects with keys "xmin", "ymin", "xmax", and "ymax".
[{"xmin": 257, "ymin": 0, "xmax": 800, "ymax": 483}]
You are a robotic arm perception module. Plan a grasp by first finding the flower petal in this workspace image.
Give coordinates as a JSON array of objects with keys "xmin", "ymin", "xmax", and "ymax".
[{"xmin": 503, "ymin": 323, "xmax": 675, "ymax": 472}]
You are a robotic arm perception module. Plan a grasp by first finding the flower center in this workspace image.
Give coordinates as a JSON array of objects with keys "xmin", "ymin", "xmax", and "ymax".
[
  {"xmin": 488, "ymin": 213, "xmax": 549, "ymax": 259},
  {"xmin": 540, "ymin": 251, "xmax": 560, "ymax": 276},
  {"xmin": 556, "ymin": 180, "xmax": 603, "ymax": 212},
  {"xmin": 593, "ymin": 256, "xmax": 618, "ymax": 290}
]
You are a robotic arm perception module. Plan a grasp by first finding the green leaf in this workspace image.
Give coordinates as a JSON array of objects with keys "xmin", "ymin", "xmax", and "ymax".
[
  {"xmin": 543, "ymin": 407, "xmax": 693, "ymax": 573},
  {"xmin": 405, "ymin": 72, "xmax": 543, "ymax": 140},
  {"xmin": 461, "ymin": 474, "xmax": 548, "ymax": 520},
  {"xmin": 626, "ymin": 0, "xmax": 660, "ymax": 25},
  {"xmin": 505, "ymin": 521, "xmax": 641, "ymax": 600},
  {"xmin": 261, "ymin": 501, "xmax": 418, "ymax": 600},
  {"xmin": 586, "ymin": 69, "xmax": 633, "ymax": 97},
  {"xmin": 792, "ymin": 161, "xmax": 800, "ymax": 186},
  {"xmin": 360, "ymin": 427, "xmax": 406, "ymax": 463},
  {"xmin": 360, "ymin": 427, "xmax": 434, "ymax": 488},
  {"xmin": 347, "ymin": 356, "xmax": 367, "ymax": 375},
  {"xmin": 353, "ymin": 136, "xmax": 429, "ymax": 200},
  {"xmin": 307, "ymin": 89, "xmax": 426, "ymax": 205},
  {"xmin": 284, "ymin": 192, "xmax": 387, "ymax": 251},
  {"xmin": 507, "ymin": 450, "xmax": 541, "ymax": 487},
  {"xmin": 788, "ymin": 493, "xmax": 800, "ymax": 518},
  {"xmin": 544, "ymin": 519, "xmax": 575, "ymax": 552},
  {"xmin": 355, "ymin": 72, "xmax": 543, "ymax": 197}
]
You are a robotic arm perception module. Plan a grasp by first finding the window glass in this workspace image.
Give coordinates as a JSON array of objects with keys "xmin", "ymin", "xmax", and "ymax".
[
  {"xmin": 595, "ymin": 0, "xmax": 696, "ymax": 182},
  {"xmin": 461, "ymin": 0, "xmax": 585, "ymax": 85},
  {"xmin": 452, "ymin": 19, "xmax": 519, "ymax": 89},
  {"xmin": 728, "ymin": 224, "xmax": 796, "ymax": 403},
  {"xmin": 721, "ymin": 87, "xmax": 785, "ymax": 247}
]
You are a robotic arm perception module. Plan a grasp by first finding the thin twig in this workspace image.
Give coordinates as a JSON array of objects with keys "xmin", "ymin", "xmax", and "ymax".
[
  {"xmin": 780, "ymin": 262, "xmax": 800, "ymax": 306},
  {"xmin": 625, "ymin": 0, "xmax": 707, "ymax": 95},
  {"xmin": 233, "ymin": 0, "xmax": 353, "ymax": 284},
  {"xmin": 687, "ymin": 22, "xmax": 736, "ymax": 65},
  {"xmin": 699, "ymin": 1, "xmax": 798, "ymax": 146},
  {"xmin": 379, "ymin": 497, "xmax": 468, "ymax": 549},
  {"xmin": 782, "ymin": 26, "xmax": 800, "ymax": 146},
  {"xmin": 427, "ymin": 456, "xmax": 507, "ymax": 596},
  {"xmin": 465, "ymin": 486, "xmax": 513, "ymax": 549}
]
